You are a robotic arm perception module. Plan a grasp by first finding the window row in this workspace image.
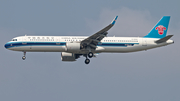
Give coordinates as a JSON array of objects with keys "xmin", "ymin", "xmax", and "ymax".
[
  {"xmin": 28, "ymin": 37, "xmax": 54, "ymax": 40},
  {"xmin": 103, "ymin": 40, "xmax": 138, "ymax": 42},
  {"xmin": 64, "ymin": 39, "xmax": 138, "ymax": 42},
  {"xmin": 29, "ymin": 39, "xmax": 54, "ymax": 41},
  {"xmin": 65, "ymin": 40, "xmax": 82, "ymax": 42}
]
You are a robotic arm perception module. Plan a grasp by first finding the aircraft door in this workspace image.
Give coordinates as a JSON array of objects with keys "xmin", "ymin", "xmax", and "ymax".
[
  {"xmin": 22, "ymin": 36, "xmax": 31, "ymax": 50},
  {"xmin": 56, "ymin": 37, "xmax": 61, "ymax": 45},
  {"xmin": 142, "ymin": 39, "xmax": 147, "ymax": 46},
  {"xmin": 22, "ymin": 37, "xmax": 27, "ymax": 45}
]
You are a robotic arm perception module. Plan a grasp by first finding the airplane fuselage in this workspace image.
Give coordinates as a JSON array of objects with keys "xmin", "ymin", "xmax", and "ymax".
[{"xmin": 4, "ymin": 36, "xmax": 174, "ymax": 53}]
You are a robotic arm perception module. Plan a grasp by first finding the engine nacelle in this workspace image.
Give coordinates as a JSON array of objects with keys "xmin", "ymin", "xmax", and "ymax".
[
  {"xmin": 61, "ymin": 52, "xmax": 76, "ymax": 61},
  {"xmin": 61, "ymin": 52, "xmax": 78, "ymax": 61},
  {"xmin": 66, "ymin": 42, "xmax": 81, "ymax": 52}
]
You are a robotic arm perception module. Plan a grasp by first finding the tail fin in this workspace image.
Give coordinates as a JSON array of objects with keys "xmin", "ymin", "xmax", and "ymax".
[{"xmin": 144, "ymin": 16, "xmax": 170, "ymax": 38}]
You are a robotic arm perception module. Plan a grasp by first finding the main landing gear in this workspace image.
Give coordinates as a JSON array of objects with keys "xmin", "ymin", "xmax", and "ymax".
[
  {"xmin": 84, "ymin": 52, "xmax": 94, "ymax": 64},
  {"xmin": 22, "ymin": 52, "xmax": 26, "ymax": 60},
  {"xmin": 88, "ymin": 52, "xmax": 93, "ymax": 58},
  {"xmin": 85, "ymin": 58, "xmax": 90, "ymax": 64}
]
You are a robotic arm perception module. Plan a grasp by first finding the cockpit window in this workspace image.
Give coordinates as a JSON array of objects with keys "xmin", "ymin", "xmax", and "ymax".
[{"xmin": 11, "ymin": 39, "xmax": 17, "ymax": 41}]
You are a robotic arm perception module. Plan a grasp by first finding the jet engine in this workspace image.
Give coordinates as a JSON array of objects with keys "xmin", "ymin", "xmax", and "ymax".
[
  {"xmin": 66, "ymin": 42, "xmax": 81, "ymax": 52},
  {"xmin": 61, "ymin": 52, "xmax": 80, "ymax": 61}
]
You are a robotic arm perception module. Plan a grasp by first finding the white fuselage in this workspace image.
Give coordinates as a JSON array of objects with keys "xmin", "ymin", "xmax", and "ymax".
[{"xmin": 4, "ymin": 36, "xmax": 174, "ymax": 53}]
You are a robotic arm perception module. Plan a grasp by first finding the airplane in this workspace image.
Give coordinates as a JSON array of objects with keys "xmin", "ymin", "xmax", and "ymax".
[{"xmin": 4, "ymin": 16, "xmax": 174, "ymax": 64}]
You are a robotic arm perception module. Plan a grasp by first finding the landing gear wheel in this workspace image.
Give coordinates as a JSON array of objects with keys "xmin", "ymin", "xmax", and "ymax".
[
  {"xmin": 22, "ymin": 52, "xmax": 26, "ymax": 60},
  {"xmin": 85, "ymin": 59, "xmax": 90, "ymax": 64},
  {"xmin": 22, "ymin": 56, "xmax": 26, "ymax": 60},
  {"xmin": 88, "ymin": 52, "xmax": 93, "ymax": 58}
]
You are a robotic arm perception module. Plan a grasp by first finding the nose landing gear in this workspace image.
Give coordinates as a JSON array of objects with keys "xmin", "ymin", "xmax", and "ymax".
[{"xmin": 22, "ymin": 52, "xmax": 26, "ymax": 60}]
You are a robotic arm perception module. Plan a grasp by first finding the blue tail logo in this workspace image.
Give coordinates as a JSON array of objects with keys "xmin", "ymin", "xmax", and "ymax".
[{"xmin": 144, "ymin": 16, "xmax": 170, "ymax": 38}]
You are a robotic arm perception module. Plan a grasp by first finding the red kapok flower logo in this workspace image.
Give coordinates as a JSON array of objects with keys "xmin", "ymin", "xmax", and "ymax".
[{"xmin": 155, "ymin": 25, "xmax": 166, "ymax": 35}]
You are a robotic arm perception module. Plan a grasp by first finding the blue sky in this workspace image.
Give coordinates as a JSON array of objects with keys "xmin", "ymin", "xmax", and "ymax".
[{"xmin": 0, "ymin": 0, "xmax": 180, "ymax": 101}]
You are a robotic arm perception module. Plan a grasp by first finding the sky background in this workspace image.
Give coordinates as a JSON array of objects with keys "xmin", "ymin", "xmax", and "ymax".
[{"xmin": 0, "ymin": 0, "xmax": 180, "ymax": 101}]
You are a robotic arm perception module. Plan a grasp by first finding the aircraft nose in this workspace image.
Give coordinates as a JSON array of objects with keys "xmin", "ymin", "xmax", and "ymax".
[
  {"xmin": 4, "ymin": 43, "xmax": 10, "ymax": 49},
  {"xmin": 4, "ymin": 43, "xmax": 8, "ymax": 49}
]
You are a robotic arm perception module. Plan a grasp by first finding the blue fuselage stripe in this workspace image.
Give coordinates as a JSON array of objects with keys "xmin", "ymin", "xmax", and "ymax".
[{"xmin": 5, "ymin": 42, "xmax": 139, "ymax": 49}]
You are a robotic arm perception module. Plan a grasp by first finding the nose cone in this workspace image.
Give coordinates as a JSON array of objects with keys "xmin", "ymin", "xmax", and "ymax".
[
  {"xmin": 4, "ymin": 42, "xmax": 10, "ymax": 49},
  {"xmin": 4, "ymin": 43, "xmax": 8, "ymax": 49}
]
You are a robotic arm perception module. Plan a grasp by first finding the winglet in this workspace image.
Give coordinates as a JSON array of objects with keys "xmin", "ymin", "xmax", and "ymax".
[{"xmin": 111, "ymin": 16, "xmax": 118, "ymax": 25}]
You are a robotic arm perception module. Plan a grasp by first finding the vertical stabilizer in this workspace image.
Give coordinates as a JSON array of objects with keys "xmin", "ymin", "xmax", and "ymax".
[{"xmin": 144, "ymin": 16, "xmax": 170, "ymax": 38}]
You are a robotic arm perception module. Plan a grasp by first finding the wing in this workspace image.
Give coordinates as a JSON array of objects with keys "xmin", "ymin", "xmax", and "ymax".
[{"xmin": 81, "ymin": 16, "xmax": 118, "ymax": 49}]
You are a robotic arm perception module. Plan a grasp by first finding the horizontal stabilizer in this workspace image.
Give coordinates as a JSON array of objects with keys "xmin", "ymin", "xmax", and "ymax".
[{"xmin": 155, "ymin": 35, "xmax": 173, "ymax": 43}]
